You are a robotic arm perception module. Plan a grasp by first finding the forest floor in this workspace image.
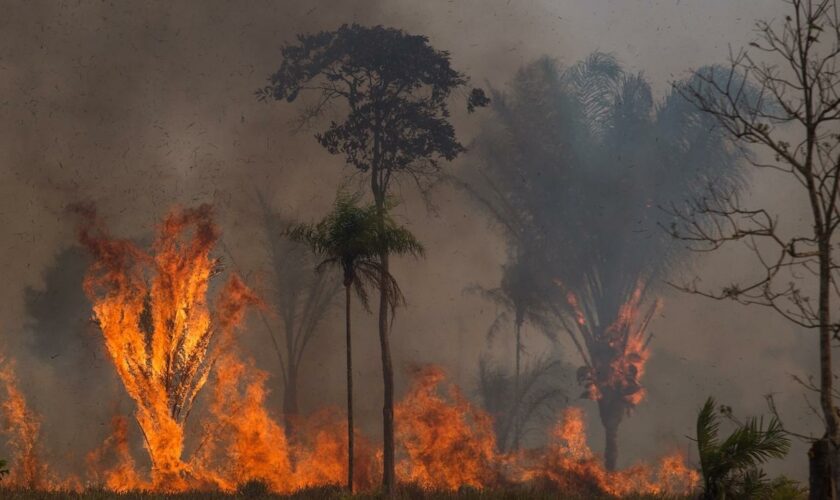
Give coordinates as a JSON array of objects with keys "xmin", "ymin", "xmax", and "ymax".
[{"xmin": 0, "ymin": 485, "xmax": 691, "ymax": 500}]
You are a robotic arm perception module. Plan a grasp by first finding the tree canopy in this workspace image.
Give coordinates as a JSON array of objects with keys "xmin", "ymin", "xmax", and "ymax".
[
  {"xmin": 258, "ymin": 23, "xmax": 488, "ymax": 197},
  {"xmin": 287, "ymin": 193, "xmax": 423, "ymax": 311}
]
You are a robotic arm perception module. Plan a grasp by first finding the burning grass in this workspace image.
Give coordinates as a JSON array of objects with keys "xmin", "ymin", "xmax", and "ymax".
[
  {"xmin": 0, "ymin": 206, "xmax": 699, "ymax": 498},
  {"xmin": 0, "ymin": 484, "xmax": 693, "ymax": 500}
]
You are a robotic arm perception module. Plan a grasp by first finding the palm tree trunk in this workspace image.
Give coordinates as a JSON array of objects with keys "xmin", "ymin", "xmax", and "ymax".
[
  {"xmin": 598, "ymin": 394, "xmax": 623, "ymax": 472},
  {"xmin": 378, "ymin": 251, "xmax": 395, "ymax": 496},
  {"xmin": 345, "ymin": 283, "xmax": 354, "ymax": 493},
  {"xmin": 282, "ymin": 368, "xmax": 299, "ymax": 441},
  {"xmin": 512, "ymin": 319, "xmax": 522, "ymax": 451}
]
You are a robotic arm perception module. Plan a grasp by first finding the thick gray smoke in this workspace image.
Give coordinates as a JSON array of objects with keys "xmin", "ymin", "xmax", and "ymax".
[{"xmin": 0, "ymin": 0, "xmax": 817, "ymax": 482}]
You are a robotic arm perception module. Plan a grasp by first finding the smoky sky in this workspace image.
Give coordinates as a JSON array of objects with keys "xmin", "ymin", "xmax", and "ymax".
[{"xmin": 0, "ymin": 0, "xmax": 821, "ymax": 482}]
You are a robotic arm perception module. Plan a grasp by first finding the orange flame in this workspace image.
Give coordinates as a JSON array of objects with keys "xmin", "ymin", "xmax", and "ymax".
[
  {"xmin": 564, "ymin": 280, "xmax": 658, "ymax": 409},
  {"xmin": 0, "ymin": 356, "xmax": 48, "ymax": 489},
  {"xmin": 76, "ymin": 204, "xmax": 263, "ymax": 490},
  {"xmin": 0, "ymin": 207, "xmax": 697, "ymax": 497},
  {"xmin": 86, "ymin": 415, "xmax": 146, "ymax": 491},
  {"xmin": 395, "ymin": 365, "xmax": 500, "ymax": 490},
  {"xmin": 526, "ymin": 407, "xmax": 698, "ymax": 496}
]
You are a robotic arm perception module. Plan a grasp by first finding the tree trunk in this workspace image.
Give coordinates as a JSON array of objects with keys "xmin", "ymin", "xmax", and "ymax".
[
  {"xmin": 809, "ymin": 436, "xmax": 840, "ymax": 500},
  {"xmin": 810, "ymin": 240, "xmax": 840, "ymax": 500},
  {"xmin": 512, "ymin": 319, "xmax": 522, "ymax": 451},
  {"xmin": 598, "ymin": 395, "xmax": 623, "ymax": 472},
  {"xmin": 344, "ymin": 283, "xmax": 355, "ymax": 493},
  {"xmin": 378, "ymin": 251, "xmax": 395, "ymax": 496},
  {"xmin": 282, "ymin": 368, "xmax": 299, "ymax": 441}
]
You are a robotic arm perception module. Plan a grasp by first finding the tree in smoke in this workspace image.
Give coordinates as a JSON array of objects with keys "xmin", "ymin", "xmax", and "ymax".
[
  {"xmin": 467, "ymin": 254, "xmax": 562, "ymax": 451},
  {"xmin": 288, "ymin": 193, "xmax": 423, "ymax": 493},
  {"xmin": 669, "ymin": 1, "xmax": 840, "ymax": 496},
  {"xmin": 258, "ymin": 24, "xmax": 487, "ymax": 494},
  {"xmin": 256, "ymin": 191, "xmax": 341, "ymax": 436},
  {"xmin": 476, "ymin": 355, "xmax": 567, "ymax": 453},
  {"xmin": 22, "ymin": 246, "xmax": 121, "ymax": 467},
  {"xmin": 461, "ymin": 54, "xmax": 743, "ymax": 470}
]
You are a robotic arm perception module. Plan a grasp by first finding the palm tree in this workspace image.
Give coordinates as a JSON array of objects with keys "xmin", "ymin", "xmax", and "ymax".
[
  {"xmin": 461, "ymin": 54, "xmax": 745, "ymax": 470},
  {"xmin": 468, "ymin": 253, "xmax": 555, "ymax": 451},
  {"xmin": 695, "ymin": 397, "xmax": 790, "ymax": 499},
  {"xmin": 288, "ymin": 193, "xmax": 423, "ymax": 492}
]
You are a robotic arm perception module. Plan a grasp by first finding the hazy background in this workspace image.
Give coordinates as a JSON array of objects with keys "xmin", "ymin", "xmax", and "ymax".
[{"xmin": 0, "ymin": 0, "xmax": 823, "ymax": 482}]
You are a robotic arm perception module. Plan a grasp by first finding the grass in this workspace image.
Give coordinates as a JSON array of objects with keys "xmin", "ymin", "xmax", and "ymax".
[{"xmin": 0, "ymin": 484, "xmax": 692, "ymax": 500}]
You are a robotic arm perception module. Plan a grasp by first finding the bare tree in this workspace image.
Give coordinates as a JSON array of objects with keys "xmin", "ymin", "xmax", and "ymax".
[{"xmin": 670, "ymin": 1, "xmax": 840, "ymax": 497}]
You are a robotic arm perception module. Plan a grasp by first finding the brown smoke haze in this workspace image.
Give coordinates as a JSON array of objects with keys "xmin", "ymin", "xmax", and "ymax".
[{"xmin": 0, "ymin": 0, "xmax": 824, "ymax": 483}]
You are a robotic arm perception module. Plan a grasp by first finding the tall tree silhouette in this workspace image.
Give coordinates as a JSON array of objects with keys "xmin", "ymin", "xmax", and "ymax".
[
  {"xmin": 288, "ymin": 193, "xmax": 423, "ymax": 493},
  {"xmin": 258, "ymin": 24, "xmax": 486, "ymax": 494},
  {"xmin": 257, "ymin": 191, "xmax": 340, "ymax": 437},
  {"xmin": 461, "ymin": 54, "xmax": 743, "ymax": 470}
]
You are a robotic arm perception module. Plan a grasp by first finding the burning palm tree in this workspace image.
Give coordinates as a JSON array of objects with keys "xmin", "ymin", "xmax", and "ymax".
[
  {"xmin": 461, "ymin": 53, "xmax": 743, "ymax": 470},
  {"xmin": 74, "ymin": 204, "xmax": 260, "ymax": 488}
]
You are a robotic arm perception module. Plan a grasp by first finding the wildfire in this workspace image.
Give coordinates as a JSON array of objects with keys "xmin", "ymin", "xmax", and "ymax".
[
  {"xmin": 563, "ymin": 281, "xmax": 657, "ymax": 408},
  {"xmin": 0, "ymin": 207, "xmax": 698, "ymax": 497},
  {"xmin": 395, "ymin": 365, "xmax": 501, "ymax": 490},
  {"xmin": 86, "ymin": 415, "xmax": 145, "ymax": 491},
  {"xmin": 525, "ymin": 407, "xmax": 698, "ymax": 496},
  {"xmin": 75, "ymin": 203, "xmax": 262, "ymax": 490},
  {"xmin": 0, "ymin": 356, "xmax": 48, "ymax": 489}
]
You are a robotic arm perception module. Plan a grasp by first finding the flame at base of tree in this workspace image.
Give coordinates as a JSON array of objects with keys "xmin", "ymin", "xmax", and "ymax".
[
  {"xmin": 561, "ymin": 280, "xmax": 660, "ymax": 470},
  {"xmin": 395, "ymin": 365, "xmax": 502, "ymax": 490},
  {"xmin": 0, "ymin": 358, "xmax": 697, "ymax": 495},
  {"xmin": 523, "ymin": 407, "xmax": 698, "ymax": 496},
  {"xmin": 0, "ymin": 207, "xmax": 697, "ymax": 496}
]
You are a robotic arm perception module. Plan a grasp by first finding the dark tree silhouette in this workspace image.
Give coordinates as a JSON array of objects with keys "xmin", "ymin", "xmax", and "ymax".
[
  {"xmin": 670, "ymin": 1, "xmax": 840, "ymax": 496},
  {"xmin": 23, "ymin": 246, "xmax": 120, "ymax": 463},
  {"xmin": 256, "ymin": 191, "xmax": 340, "ymax": 437},
  {"xmin": 258, "ymin": 24, "xmax": 486, "ymax": 494},
  {"xmin": 288, "ymin": 193, "xmax": 423, "ymax": 493},
  {"xmin": 461, "ymin": 54, "xmax": 743, "ymax": 470}
]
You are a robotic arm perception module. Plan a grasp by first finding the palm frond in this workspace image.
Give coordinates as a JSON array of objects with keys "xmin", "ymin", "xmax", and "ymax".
[
  {"xmin": 719, "ymin": 416, "xmax": 790, "ymax": 470},
  {"xmin": 695, "ymin": 396, "xmax": 791, "ymax": 499}
]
